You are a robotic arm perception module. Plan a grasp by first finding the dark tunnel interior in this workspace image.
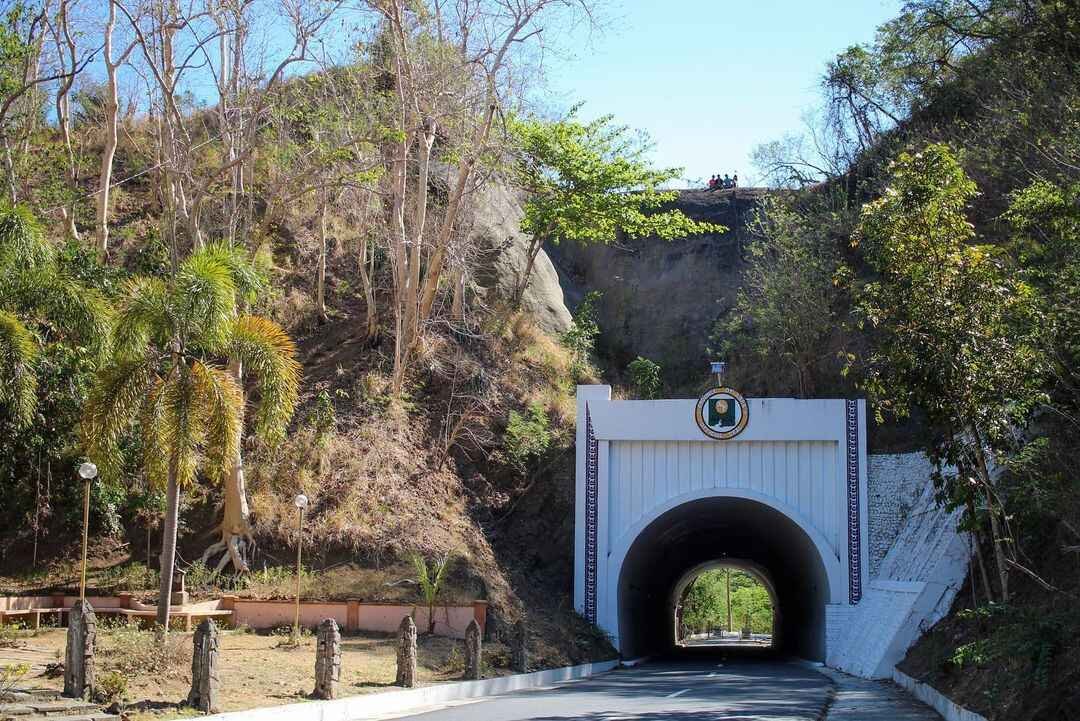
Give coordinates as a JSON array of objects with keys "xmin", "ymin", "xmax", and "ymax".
[{"xmin": 617, "ymin": 497, "xmax": 831, "ymax": 660}]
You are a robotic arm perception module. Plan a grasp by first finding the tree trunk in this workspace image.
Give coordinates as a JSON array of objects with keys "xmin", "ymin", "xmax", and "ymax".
[
  {"xmin": 53, "ymin": 0, "xmax": 80, "ymax": 242},
  {"xmin": 201, "ymin": 360, "xmax": 252, "ymax": 573},
  {"xmin": 451, "ymin": 268, "xmax": 464, "ymax": 323},
  {"xmin": 316, "ymin": 193, "xmax": 328, "ymax": 322},
  {"xmin": 96, "ymin": 40, "xmax": 120, "ymax": 254},
  {"xmin": 968, "ymin": 425, "xmax": 1009, "ymax": 602},
  {"xmin": 966, "ymin": 497, "xmax": 995, "ymax": 603},
  {"xmin": 156, "ymin": 466, "xmax": 181, "ymax": 633},
  {"xmin": 357, "ymin": 233, "xmax": 378, "ymax": 340},
  {"xmin": 513, "ymin": 236, "xmax": 543, "ymax": 307}
]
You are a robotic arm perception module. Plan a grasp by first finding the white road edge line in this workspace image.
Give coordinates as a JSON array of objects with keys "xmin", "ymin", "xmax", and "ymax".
[{"xmin": 666, "ymin": 688, "xmax": 691, "ymax": 698}]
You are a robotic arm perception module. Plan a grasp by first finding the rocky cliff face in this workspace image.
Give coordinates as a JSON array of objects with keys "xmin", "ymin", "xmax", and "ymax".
[
  {"xmin": 471, "ymin": 181, "xmax": 572, "ymax": 335},
  {"xmin": 547, "ymin": 189, "xmax": 766, "ymax": 391}
]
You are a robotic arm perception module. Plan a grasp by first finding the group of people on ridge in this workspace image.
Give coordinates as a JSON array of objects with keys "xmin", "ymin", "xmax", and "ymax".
[{"xmin": 708, "ymin": 173, "xmax": 738, "ymax": 191}]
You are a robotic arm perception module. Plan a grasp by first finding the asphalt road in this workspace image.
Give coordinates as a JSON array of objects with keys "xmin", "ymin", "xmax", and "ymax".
[{"xmin": 393, "ymin": 658, "xmax": 833, "ymax": 721}]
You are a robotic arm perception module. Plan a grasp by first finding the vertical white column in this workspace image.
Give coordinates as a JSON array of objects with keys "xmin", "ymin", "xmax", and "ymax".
[{"xmin": 595, "ymin": 440, "xmax": 616, "ymax": 647}]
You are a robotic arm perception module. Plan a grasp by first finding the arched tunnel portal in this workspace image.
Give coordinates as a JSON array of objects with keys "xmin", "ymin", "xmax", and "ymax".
[{"xmin": 617, "ymin": 496, "xmax": 834, "ymax": 661}]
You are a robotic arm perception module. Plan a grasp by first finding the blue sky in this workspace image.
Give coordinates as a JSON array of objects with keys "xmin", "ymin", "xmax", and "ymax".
[{"xmin": 542, "ymin": 0, "xmax": 901, "ymax": 186}]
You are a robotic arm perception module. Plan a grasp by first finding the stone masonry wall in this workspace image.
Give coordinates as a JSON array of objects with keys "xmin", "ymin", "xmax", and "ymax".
[{"xmin": 867, "ymin": 453, "xmax": 933, "ymax": 578}]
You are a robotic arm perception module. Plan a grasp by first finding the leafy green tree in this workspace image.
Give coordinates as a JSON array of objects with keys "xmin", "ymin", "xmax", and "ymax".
[
  {"xmin": 715, "ymin": 195, "xmax": 846, "ymax": 397},
  {"xmin": 508, "ymin": 109, "xmax": 724, "ymax": 301},
  {"xmin": 680, "ymin": 568, "xmax": 773, "ymax": 636},
  {"xmin": 0, "ymin": 206, "xmax": 111, "ymax": 428},
  {"xmin": 1005, "ymin": 180, "xmax": 1080, "ymax": 394},
  {"xmin": 627, "ymin": 357, "xmax": 662, "ymax": 399},
  {"xmin": 0, "ymin": 207, "xmax": 112, "ymax": 560},
  {"xmin": 82, "ymin": 244, "xmax": 300, "ymax": 631},
  {"xmin": 852, "ymin": 144, "xmax": 1046, "ymax": 602}
]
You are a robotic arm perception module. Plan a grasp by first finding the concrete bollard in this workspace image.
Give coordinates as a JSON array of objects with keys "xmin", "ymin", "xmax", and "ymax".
[
  {"xmin": 313, "ymin": 618, "xmax": 341, "ymax": 700},
  {"xmin": 395, "ymin": 616, "xmax": 417, "ymax": 688},
  {"xmin": 511, "ymin": 618, "xmax": 528, "ymax": 674},
  {"xmin": 187, "ymin": 619, "xmax": 221, "ymax": 713},
  {"xmin": 464, "ymin": 618, "xmax": 482, "ymax": 680},
  {"xmin": 63, "ymin": 600, "xmax": 96, "ymax": 700}
]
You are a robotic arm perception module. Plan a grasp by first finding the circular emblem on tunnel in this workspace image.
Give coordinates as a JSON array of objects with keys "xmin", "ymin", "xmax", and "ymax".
[{"xmin": 694, "ymin": 387, "xmax": 749, "ymax": 440}]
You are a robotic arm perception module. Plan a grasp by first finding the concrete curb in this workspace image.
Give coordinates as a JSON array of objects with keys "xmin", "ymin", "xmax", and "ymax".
[
  {"xmin": 893, "ymin": 667, "xmax": 989, "ymax": 721},
  {"xmin": 188, "ymin": 658, "xmax": 621, "ymax": 721}
]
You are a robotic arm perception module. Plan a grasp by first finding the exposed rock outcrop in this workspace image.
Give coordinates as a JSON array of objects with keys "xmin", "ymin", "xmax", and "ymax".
[
  {"xmin": 547, "ymin": 188, "xmax": 766, "ymax": 390},
  {"xmin": 471, "ymin": 181, "xmax": 572, "ymax": 335}
]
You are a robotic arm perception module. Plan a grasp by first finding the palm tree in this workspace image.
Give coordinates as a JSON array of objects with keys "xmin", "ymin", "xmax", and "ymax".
[
  {"xmin": 0, "ymin": 205, "xmax": 111, "ymax": 428},
  {"xmin": 82, "ymin": 244, "xmax": 300, "ymax": 632}
]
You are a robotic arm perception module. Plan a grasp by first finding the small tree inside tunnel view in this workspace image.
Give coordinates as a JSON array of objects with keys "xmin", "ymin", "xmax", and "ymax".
[{"xmin": 678, "ymin": 568, "xmax": 774, "ymax": 643}]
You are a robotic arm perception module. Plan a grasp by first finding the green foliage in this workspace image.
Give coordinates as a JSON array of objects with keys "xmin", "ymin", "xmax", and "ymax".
[
  {"xmin": 626, "ymin": 357, "xmax": 662, "ymax": 399},
  {"xmin": 307, "ymin": 390, "xmax": 336, "ymax": 450},
  {"xmin": 680, "ymin": 568, "xmax": 773, "ymax": 636},
  {"xmin": 0, "ymin": 623, "xmax": 22, "ymax": 648},
  {"xmin": 503, "ymin": 402, "xmax": 551, "ymax": 472},
  {"xmin": 0, "ymin": 205, "xmax": 111, "ymax": 430},
  {"xmin": 949, "ymin": 639, "xmax": 991, "ymax": 670},
  {"xmin": 94, "ymin": 562, "xmax": 159, "ymax": 593},
  {"xmin": 509, "ymin": 107, "xmax": 725, "ymax": 248},
  {"xmin": 411, "ymin": 553, "xmax": 451, "ymax": 635},
  {"xmin": 561, "ymin": 291, "xmax": 603, "ymax": 379},
  {"xmin": 97, "ymin": 670, "xmax": 128, "ymax": 704},
  {"xmin": 852, "ymin": 144, "xmax": 1046, "ymax": 501},
  {"xmin": 82, "ymin": 245, "xmax": 300, "ymax": 488},
  {"xmin": 0, "ymin": 662, "xmax": 29, "ymax": 700},
  {"xmin": 1005, "ymin": 180, "xmax": 1080, "ymax": 389},
  {"xmin": 715, "ymin": 194, "xmax": 848, "ymax": 397},
  {"xmin": 99, "ymin": 622, "xmax": 187, "ymax": 676}
]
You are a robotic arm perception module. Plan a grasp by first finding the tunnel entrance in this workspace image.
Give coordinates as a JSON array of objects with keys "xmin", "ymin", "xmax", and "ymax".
[
  {"xmin": 617, "ymin": 496, "xmax": 831, "ymax": 661},
  {"xmin": 674, "ymin": 562, "xmax": 776, "ymax": 649}
]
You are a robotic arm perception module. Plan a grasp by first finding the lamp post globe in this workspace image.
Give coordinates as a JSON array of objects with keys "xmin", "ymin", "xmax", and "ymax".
[
  {"xmin": 292, "ymin": 493, "xmax": 308, "ymax": 643},
  {"xmin": 77, "ymin": 461, "xmax": 98, "ymax": 601}
]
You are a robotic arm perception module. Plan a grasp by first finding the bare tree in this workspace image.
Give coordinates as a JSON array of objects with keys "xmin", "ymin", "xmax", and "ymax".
[
  {"xmin": 95, "ymin": 0, "xmax": 137, "ymax": 254},
  {"xmin": 370, "ymin": 0, "xmax": 598, "ymax": 394}
]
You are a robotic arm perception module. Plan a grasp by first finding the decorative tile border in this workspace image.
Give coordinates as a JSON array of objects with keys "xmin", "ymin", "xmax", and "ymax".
[
  {"xmin": 846, "ymin": 400, "xmax": 862, "ymax": 604},
  {"xmin": 583, "ymin": 406, "xmax": 599, "ymax": 623}
]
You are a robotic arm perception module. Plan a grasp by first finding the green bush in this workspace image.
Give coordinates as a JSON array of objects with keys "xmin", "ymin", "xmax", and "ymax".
[
  {"xmin": 627, "ymin": 356, "xmax": 662, "ymax": 399},
  {"xmin": 949, "ymin": 639, "xmax": 992, "ymax": 670},
  {"xmin": 0, "ymin": 662, "xmax": 30, "ymax": 701},
  {"xmin": 561, "ymin": 291, "xmax": 602, "ymax": 379},
  {"xmin": 0, "ymin": 622, "xmax": 23, "ymax": 648},
  {"xmin": 100, "ymin": 623, "xmax": 187, "ymax": 677},
  {"xmin": 97, "ymin": 670, "xmax": 128, "ymax": 704},
  {"xmin": 504, "ymin": 402, "xmax": 551, "ymax": 472}
]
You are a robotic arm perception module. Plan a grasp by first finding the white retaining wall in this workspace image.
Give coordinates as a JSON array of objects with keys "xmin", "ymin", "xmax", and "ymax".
[{"xmin": 828, "ymin": 452, "xmax": 969, "ymax": 678}]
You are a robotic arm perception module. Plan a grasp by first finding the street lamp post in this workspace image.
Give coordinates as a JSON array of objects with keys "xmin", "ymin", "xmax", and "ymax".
[
  {"xmin": 77, "ymin": 462, "xmax": 98, "ymax": 601},
  {"xmin": 292, "ymin": 493, "xmax": 308, "ymax": 644}
]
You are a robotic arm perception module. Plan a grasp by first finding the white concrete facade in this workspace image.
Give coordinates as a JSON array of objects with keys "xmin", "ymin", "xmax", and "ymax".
[
  {"xmin": 574, "ymin": 385, "xmax": 869, "ymax": 658},
  {"xmin": 574, "ymin": 385, "xmax": 968, "ymax": 677}
]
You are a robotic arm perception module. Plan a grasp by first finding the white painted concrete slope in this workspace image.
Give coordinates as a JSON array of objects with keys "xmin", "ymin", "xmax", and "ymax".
[{"xmin": 827, "ymin": 453, "xmax": 969, "ymax": 679}]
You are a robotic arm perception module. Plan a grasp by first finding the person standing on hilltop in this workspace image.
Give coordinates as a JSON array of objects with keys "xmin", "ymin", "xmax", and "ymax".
[{"xmin": 733, "ymin": 172, "xmax": 738, "ymax": 188}]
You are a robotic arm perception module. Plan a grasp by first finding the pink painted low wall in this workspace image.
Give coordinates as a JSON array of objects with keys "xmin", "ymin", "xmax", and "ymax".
[
  {"xmin": 223, "ymin": 597, "xmax": 487, "ymax": 640},
  {"xmin": 0, "ymin": 594, "xmax": 488, "ymax": 639}
]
